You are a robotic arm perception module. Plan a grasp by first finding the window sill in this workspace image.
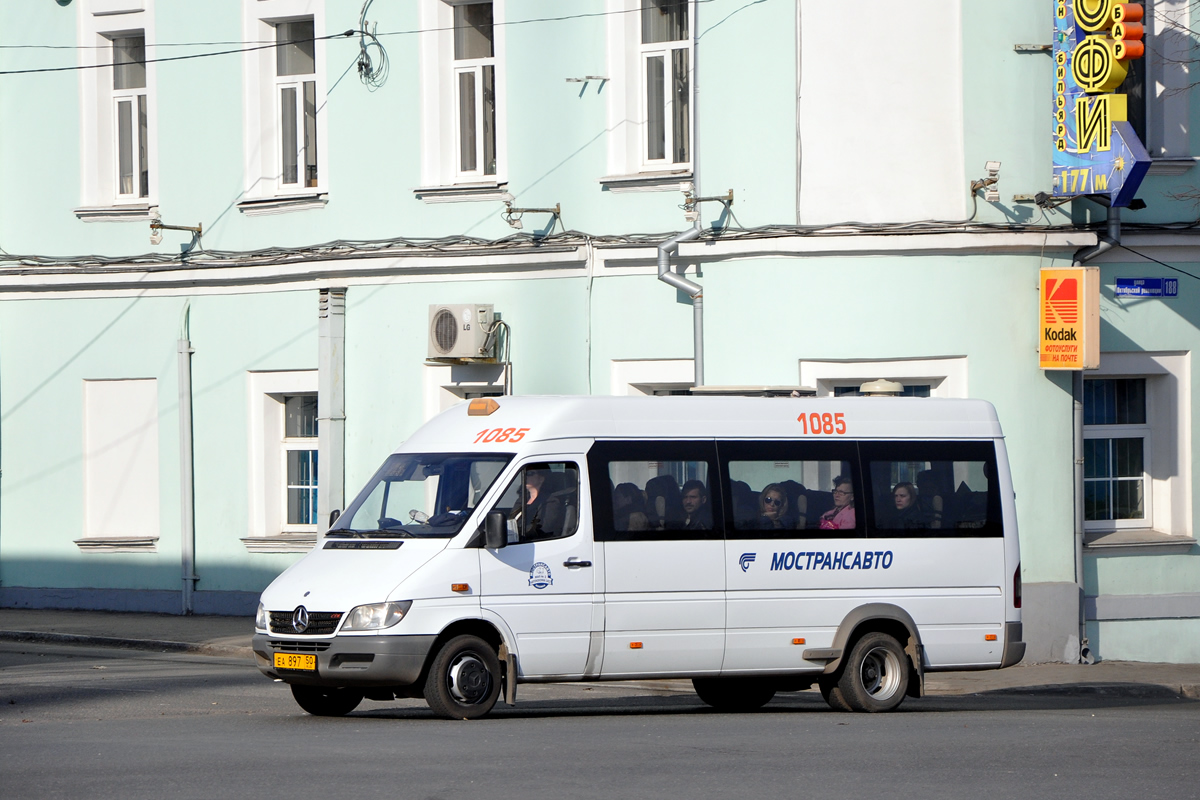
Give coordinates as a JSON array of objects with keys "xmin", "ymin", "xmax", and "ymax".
[
  {"xmin": 74, "ymin": 536, "xmax": 159, "ymax": 553},
  {"xmin": 413, "ymin": 182, "xmax": 509, "ymax": 204},
  {"xmin": 1146, "ymin": 158, "xmax": 1196, "ymax": 176},
  {"xmin": 74, "ymin": 204, "xmax": 158, "ymax": 222},
  {"xmin": 240, "ymin": 533, "xmax": 318, "ymax": 554},
  {"xmin": 1084, "ymin": 529, "xmax": 1197, "ymax": 554},
  {"xmin": 599, "ymin": 170, "xmax": 692, "ymax": 193},
  {"xmin": 237, "ymin": 194, "xmax": 328, "ymax": 217}
]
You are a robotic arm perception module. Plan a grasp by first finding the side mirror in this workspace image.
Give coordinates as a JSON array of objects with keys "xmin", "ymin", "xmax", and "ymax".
[
  {"xmin": 329, "ymin": 508, "xmax": 341, "ymax": 527},
  {"xmin": 485, "ymin": 511, "xmax": 507, "ymax": 549}
]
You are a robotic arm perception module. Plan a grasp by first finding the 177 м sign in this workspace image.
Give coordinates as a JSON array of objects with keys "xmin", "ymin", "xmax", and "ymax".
[{"xmin": 1052, "ymin": 0, "xmax": 1150, "ymax": 207}]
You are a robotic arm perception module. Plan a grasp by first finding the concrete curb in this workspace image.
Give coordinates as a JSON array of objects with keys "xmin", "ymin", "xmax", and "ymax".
[{"xmin": 0, "ymin": 630, "xmax": 253, "ymax": 660}]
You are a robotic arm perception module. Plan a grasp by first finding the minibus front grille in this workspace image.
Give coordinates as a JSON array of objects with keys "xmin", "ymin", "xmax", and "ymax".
[
  {"xmin": 268, "ymin": 611, "xmax": 343, "ymax": 635},
  {"xmin": 269, "ymin": 640, "xmax": 333, "ymax": 653}
]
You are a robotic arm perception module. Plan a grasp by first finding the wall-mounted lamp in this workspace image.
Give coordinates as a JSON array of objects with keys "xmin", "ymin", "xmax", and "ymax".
[
  {"xmin": 150, "ymin": 213, "xmax": 203, "ymax": 254},
  {"xmin": 681, "ymin": 185, "xmax": 734, "ymax": 224},
  {"xmin": 970, "ymin": 161, "xmax": 1002, "ymax": 203},
  {"xmin": 501, "ymin": 196, "xmax": 561, "ymax": 233}
]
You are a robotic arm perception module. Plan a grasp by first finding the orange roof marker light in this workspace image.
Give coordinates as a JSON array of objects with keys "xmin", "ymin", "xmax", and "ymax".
[{"xmin": 468, "ymin": 398, "xmax": 500, "ymax": 416}]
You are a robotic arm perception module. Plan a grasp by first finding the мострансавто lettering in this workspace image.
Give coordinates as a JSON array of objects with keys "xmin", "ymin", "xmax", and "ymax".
[{"xmin": 770, "ymin": 550, "xmax": 894, "ymax": 571}]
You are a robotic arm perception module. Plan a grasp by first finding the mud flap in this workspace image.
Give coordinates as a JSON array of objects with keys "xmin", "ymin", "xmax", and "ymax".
[{"xmin": 498, "ymin": 643, "xmax": 518, "ymax": 706}]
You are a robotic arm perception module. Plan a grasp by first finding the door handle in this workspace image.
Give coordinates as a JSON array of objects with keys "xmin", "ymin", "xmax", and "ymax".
[{"xmin": 563, "ymin": 559, "xmax": 592, "ymax": 568}]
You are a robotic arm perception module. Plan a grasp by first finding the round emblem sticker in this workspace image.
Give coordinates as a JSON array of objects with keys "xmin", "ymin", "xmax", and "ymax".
[{"xmin": 528, "ymin": 562, "xmax": 553, "ymax": 590}]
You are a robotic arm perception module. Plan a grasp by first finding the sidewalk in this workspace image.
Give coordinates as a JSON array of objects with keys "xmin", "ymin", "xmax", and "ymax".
[{"xmin": 2, "ymin": 608, "xmax": 1199, "ymax": 699}]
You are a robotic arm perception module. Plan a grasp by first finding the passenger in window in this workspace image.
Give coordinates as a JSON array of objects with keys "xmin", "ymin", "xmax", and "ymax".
[
  {"xmin": 887, "ymin": 482, "xmax": 928, "ymax": 529},
  {"xmin": 819, "ymin": 477, "xmax": 856, "ymax": 530},
  {"xmin": 512, "ymin": 468, "xmax": 565, "ymax": 540},
  {"xmin": 680, "ymin": 480, "xmax": 710, "ymax": 530},
  {"xmin": 613, "ymin": 482, "xmax": 649, "ymax": 532},
  {"xmin": 758, "ymin": 483, "xmax": 789, "ymax": 530},
  {"xmin": 915, "ymin": 470, "xmax": 945, "ymax": 529}
]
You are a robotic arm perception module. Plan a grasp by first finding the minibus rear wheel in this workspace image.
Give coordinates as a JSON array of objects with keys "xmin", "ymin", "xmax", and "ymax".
[
  {"xmin": 833, "ymin": 631, "xmax": 909, "ymax": 713},
  {"xmin": 290, "ymin": 684, "xmax": 364, "ymax": 717},
  {"xmin": 423, "ymin": 634, "xmax": 503, "ymax": 720},
  {"xmin": 692, "ymin": 678, "xmax": 776, "ymax": 712}
]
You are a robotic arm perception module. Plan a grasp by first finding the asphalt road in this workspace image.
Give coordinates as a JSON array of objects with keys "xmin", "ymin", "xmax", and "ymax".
[{"xmin": 2, "ymin": 642, "xmax": 1198, "ymax": 800}]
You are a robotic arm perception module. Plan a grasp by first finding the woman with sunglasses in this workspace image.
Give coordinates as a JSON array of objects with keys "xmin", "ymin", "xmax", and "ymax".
[
  {"xmin": 819, "ymin": 476, "xmax": 856, "ymax": 530},
  {"xmin": 757, "ymin": 483, "xmax": 789, "ymax": 529}
]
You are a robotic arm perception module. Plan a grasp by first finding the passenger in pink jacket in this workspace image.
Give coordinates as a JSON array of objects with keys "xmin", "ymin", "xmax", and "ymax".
[{"xmin": 819, "ymin": 476, "xmax": 856, "ymax": 530}]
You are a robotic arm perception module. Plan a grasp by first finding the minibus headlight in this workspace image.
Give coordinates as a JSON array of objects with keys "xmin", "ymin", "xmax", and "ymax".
[
  {"xmin": 255, "ymin": 602, "xmax": 270, "ymax": 632},
  {"xmin": 342, "ymin": 601, "xmax": 413, "ymax": 631}
]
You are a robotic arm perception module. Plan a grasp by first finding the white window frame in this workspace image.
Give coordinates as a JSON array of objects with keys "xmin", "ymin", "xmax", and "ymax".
[
  {"xmin": 242, "ymin": 0, "xmax": 328, "ymax": 203},
  {"xmin": 799, "ymin": 357, "xmax": 969, "ymax": 398},
  {"xmin": 604, "ymin": 0, "xmax": 694, "ymax": 182},
  {"xmin": 78, "ymin": 378, "xmax": 160, "ymax": 552},
  {"xmin": 110, "ymin": 33, "xmax": 149, "ymax": 201},
  {"xmin": 1084, "ymin": 352, "xmax": 1191, "ymax": 536},
  {"xmin": 77, "ymin": 1, "xmax": 158, "ymax": 212},
  {"xmin": 245, "ymin": 370, "xmax": 318, "ymax": 552},
  {"xmin": 423, "ymin": 362, "xmax": 507, "ymax": 421},
  {"xmin": 274, "ymin": 21, "xmax": 320, "ymax": 191},
  {"xmin": 418, "ymin": 0, "xmax": 508, "ymax": 193},
  {"xmin": 280, "ymin": 393, "xmax": 319, "ymax": 533},
  {"xmin": 1143, "ymin": 0, "xmax": 1192, "ymax": 165}
]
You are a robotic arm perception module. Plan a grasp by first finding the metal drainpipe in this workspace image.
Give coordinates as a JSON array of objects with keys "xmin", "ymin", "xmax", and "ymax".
[
  {"xmin": 177, "ymin": 301, "xmax": 198, "ymax": 615},
  {"xmin": 657, "ymin": 226, "xmax": 704, "ymax": 386},
  {"xmin": 1067, "ymin": 204, "xmax": 1119, "ymax": 663}
]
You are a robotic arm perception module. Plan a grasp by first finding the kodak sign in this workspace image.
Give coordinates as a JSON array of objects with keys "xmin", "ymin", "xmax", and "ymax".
[{"xmin": 1040, "ymin": 267, "xmax": 1100, "ymax": 370}]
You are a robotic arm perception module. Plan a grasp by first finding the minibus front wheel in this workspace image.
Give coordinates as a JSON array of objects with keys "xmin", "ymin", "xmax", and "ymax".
[
  {"xmin": 423, "ymin": 634, "xmax": 503, "ymax": 720},
  {"xmin": 823, "ymin": 631, "xmax": 909, "ymax": 713}
]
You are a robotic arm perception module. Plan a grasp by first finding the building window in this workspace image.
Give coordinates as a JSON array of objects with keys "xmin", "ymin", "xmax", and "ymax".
[
  {"xmin": 833, "ymin": 384, "xmax": 931, "ymax": 398},
  {"xmin": 1084, "ymin": 378, "xmax": 1149, "ymax": 526},
  {"xmin": 78, "ymin": 379, "xmax": 160, "ymax": 552},
  {"xmin": 112, "ymin": 34, "xmax": 149, "ymax": 199},
  {"xmin": 276, "ymin": 20, "xmax": 319, "ymax": 188},
  {"xmin": 416, "ymin": 0, "xmax": 507, "ymax": 194},
  {"xmin": 639, "ymin": 0, "xmax": 690, "ymax": 167},
  {"xmin": 453, "ymin": 2, "xmax": 497, "ymax": 177},
  {"xmin": 76, "ymin": 1, "xmax": 157, "ymax": 213},
  {"xmin": 241, "ymin": 1, "xmax": 327, "ymax": 206},
  {"xmin": 282, "ymin": 394, "xmax": 319, "ymax": 528}
]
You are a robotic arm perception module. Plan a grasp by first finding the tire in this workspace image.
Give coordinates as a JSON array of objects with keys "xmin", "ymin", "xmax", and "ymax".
[
  {"xmin": 423, "ymin": 635, "xmax": 502, "ymax": 720},
  {"xmin": 290, "ymin": 684, "xmax": 364, "ymax": 717},
  {"xmin": 818, "ymin": 677, "xmax": 853, "ymax": 713},
  {"xmin": 692, "ymin": 677, "xmax": 776, "ymax": 712},
  {"xmin": 834, "ymin": 632, "xmax": 909, "ymax": 713}
]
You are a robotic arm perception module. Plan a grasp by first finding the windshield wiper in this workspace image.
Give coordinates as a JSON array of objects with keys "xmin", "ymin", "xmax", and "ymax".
[{"xmin": 327, "ymin": 528, "xmax": 417, "ymax": 539}]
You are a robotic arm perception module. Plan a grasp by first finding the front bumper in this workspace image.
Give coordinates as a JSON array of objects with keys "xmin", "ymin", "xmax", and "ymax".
[{"xmin": 253, "ymin": 633, "xmax": 438, "ymax": 688}]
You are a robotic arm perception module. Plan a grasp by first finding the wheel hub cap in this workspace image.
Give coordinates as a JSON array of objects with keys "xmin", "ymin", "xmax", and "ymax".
[{"xmin": 448, "ymin": 654, "xmax": 490, "ymax": 704}]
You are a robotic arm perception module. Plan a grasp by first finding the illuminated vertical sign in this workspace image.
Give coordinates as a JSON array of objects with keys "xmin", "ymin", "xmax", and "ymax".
[
  {"xmin": 1040, "ymin": 267, "xmax": 1100, "ymax": 370},
  {"xmin": 1052, "ymin": 0, "xmax": 1150, "ymax": 207}
]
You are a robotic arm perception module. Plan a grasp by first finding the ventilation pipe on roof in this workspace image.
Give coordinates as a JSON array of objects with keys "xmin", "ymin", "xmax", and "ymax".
[{"xmin": 657, "ymin": 225, "xmax": 704, "ymax": 386}]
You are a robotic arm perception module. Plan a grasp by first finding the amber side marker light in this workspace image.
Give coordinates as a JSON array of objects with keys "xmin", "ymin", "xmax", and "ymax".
[
  {"xmin": 451, "ymin": 583, "xmax": 470, "ymax": 593},
  {"xmin": 985, "ymin": 634, "xmax": 998, "ymax": 641},
  {"xmin": 467, "ymin": 398, "xmax": 500, "ymax": 416},
  {"xmin": 630, "ymin": 642, "xmax": 643, "ymax": 649},
  {"xmin": 792, "ymin": 638, "xmax": 806, "ymax": 645}
]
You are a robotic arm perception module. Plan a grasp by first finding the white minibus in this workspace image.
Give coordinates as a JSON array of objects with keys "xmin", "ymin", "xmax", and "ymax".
[{"xmin": 253, "ymin": 396, "xmax": 1025, "ymax": 719}]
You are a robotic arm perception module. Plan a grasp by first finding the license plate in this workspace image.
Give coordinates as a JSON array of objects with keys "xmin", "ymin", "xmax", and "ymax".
[{"xmin": 274, "ymin": 652, "xmax": 316, "ymax": 671}]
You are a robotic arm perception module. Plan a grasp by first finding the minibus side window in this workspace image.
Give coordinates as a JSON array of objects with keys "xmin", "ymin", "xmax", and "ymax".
[
  {"xmin": 718, "ymin": 441, "xmax": 864, "ymax": 540},
  {"xmin": 587, "ymin": 441, "xmax": 721, "ymax": 541},
  {"xmin": 489, "ymin": 462, "xmax": 580, "ymax": 543},
  {"xmin": 860, "ymin": 441, "xmax": 1002, "ymax": 538}
]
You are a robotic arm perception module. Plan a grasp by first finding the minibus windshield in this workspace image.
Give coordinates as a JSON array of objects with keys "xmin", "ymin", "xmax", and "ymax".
[{"xmin": 327, "ymin": 453, "xmax": 512, "ymax": 538}]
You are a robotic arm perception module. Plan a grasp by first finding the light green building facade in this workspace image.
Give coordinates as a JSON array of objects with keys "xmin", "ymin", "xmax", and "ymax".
[{"xmin": 1, "ymin": 0, "xmax": 1198, "ymax": 663}]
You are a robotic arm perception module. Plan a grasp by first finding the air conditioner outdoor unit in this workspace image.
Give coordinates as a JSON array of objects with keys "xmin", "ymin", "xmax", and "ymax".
[{"xmin": 428, "ymin": 304, "xmax": 495, "ymax": 361}]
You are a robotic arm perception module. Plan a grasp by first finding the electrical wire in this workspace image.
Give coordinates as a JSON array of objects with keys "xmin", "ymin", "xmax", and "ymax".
[
  {"xmin": 1117, "ymin": 243, "xmax": 1200, "ymax": 282},
  {"xmin": 356, "ymin": 0, "xmax": 389, "ymax": 90},
  {"xmin": 0, "ymin": 31, "xmax": 357, "ymax": 76}
]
